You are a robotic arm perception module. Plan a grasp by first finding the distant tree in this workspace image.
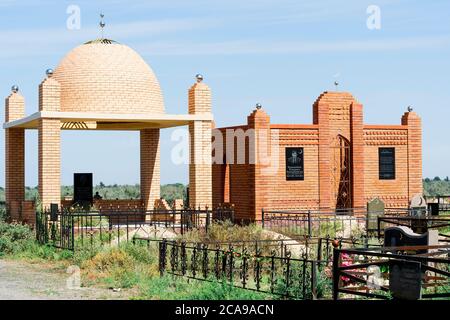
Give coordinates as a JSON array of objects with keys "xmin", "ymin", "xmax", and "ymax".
[
  {"xmin": 433, "ymin": 176, "xmax": 441, "ymax": 182},
  {"xmin": 99, "ymin": 181, "xmax": 105, "ymax": 188},
  {"xmin": 424, "ymin": 178, "xmax": 431, "ymax": 183},
  {"xmin": 445, "ymin": 176, "xmax": 449, "ymax": 182}
]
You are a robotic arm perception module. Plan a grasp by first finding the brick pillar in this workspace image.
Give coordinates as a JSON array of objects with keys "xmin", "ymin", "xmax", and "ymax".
[
  {"xmin": 140, "ymin": 128, "xmax": 160, "ymax": 211},
  {"xmin": 188, "ymin": 77, "xmax": 212, "ymax": 209},
  {"xmin": 247, "ymin": 107, "xmax": 271, "ymax": 221},
  {"xmin": 315, "ymin": 101, "xmax": 332, "ymax": 210},
  {"xmin": 402, "ymin": 111, "xmax": 423, "ymax": 200},
  {"xmin": 350, "ymin": 102, "xmax": 365, "ymax": 208},
  {"xmin": 5, "ymin": 88, "xmax": 25, "ymax": 220},
  {"xmin": 38, "ymin": 76, "xmax": 61, "ymax": 211}
]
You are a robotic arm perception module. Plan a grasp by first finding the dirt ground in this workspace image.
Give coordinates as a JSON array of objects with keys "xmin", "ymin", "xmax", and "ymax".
[{"xmin": 0, "ymin": 259, "xmax": 134, "ymax": 300}]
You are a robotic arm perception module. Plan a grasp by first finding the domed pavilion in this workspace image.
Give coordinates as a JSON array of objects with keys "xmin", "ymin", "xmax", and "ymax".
[{"xmin": 4, "ymin": 39, "xmax": 213, "ymax": 221}]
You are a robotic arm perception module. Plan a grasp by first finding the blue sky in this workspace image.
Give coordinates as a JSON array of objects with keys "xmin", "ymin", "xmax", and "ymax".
[{"xmin": 0, "ymin": 0, "xmax": 449, "ymax": 186}]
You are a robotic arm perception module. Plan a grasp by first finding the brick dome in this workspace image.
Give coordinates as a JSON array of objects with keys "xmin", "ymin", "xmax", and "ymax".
[{"xmin": 53, "ymin": 40, "xmax": 164, "ymax": 114}]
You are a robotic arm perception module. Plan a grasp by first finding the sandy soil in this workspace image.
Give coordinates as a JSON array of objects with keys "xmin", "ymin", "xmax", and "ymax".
[{"xmin": 0, "ymin": 259, "xmax": 134, "ymax": 300}]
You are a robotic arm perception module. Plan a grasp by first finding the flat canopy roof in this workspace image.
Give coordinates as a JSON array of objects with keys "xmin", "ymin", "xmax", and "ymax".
[{"xmin": 3, "ymin": 111, "xmax": 213, "ymax": 130}]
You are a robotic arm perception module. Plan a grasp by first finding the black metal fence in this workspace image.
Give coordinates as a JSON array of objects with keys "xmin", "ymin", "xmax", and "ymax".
[
  {"xmin": 333, "ymin": 244, "xmax": 450, "ymax": 300},
  {"xmin": 158, "ymin": 239, "xmax": 329, "ymax": 299},
  {"xmin": 261, "ymin": 208, "xmax": 374, "ymax": 239},
  {"xmin": 36, "ymin": 207, "xmax": 234, "ymax": 251},
  {"xmin": 260, "ymin": 207, "xmax": 427, "ymax": 240},
  {"xmin": 377, "ymin": 215, "xmax": 450, "ymax": 241}
]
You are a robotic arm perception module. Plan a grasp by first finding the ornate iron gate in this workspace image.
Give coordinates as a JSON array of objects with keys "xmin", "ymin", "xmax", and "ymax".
[{"xmin": 331, "ymin": 135, "xmax": 352, "ymax": 209}]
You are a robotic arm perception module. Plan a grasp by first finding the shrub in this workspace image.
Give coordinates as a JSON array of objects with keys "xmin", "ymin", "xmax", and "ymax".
[{"xmin": 0, "ymin": 220, "xmax": 35, "ymax": 256}]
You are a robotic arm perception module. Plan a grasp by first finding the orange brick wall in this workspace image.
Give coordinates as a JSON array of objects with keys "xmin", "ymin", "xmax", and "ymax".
[
  {"xmin": 38, "ymin": 76, "xmax": 61, "ymax": 211},
  {"xmin": 363, "ymin": 127, "xmax": 409, "ymax": 207},
  {"xmin": 140, "ymin": 128, "xmax": 160, "ymax": 210},
  {"xmin": 188, "ymin": 80, "xmax": 213, "ymax": 209},
  {"xmin": 213, "ymin": 91, "xmax": 423, "ymax": 220},
  {"xmin": 5, "ymin": 92, "xmax": 25, "ymax": 220}
]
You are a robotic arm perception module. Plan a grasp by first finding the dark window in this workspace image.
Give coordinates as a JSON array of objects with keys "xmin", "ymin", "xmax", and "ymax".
[
  {"xmin": 285, "ymin": 147, "xmax": 304, "ymax": 180},
  {"xmin": 379, "ymin": 148, "xmax": 395, "ymax": 180}
]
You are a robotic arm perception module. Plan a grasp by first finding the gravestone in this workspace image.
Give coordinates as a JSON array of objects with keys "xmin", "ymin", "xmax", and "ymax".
[
  {"xmin": 410, "ymin": 194, "xmax": 428, "ymax": 233},
  {"xmin": 410, "ymin": 194, "xmax": 427, "ymax": 217},
  {"xmin": 389, "ymin": 259, "xmax": 422, "ymax": 300},
  {"xmin": 73, "ymin": 173, "xmax": 93, "ymax": 206},
  {"xmin": 367, "ymin": 198, "xmax": 385, "ymax": 233},
  {"xmin": 384, "ymin": 226, "xmax": 439, "ymax": 255}
]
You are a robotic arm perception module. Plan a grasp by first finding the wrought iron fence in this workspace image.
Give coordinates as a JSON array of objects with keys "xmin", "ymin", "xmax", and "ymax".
[
  {"xmin": 35, "ymin": 206, "xmax": 234, "ymax": 251},
  {"xmin": 333, "ymin": 245, "xmax": 450, "ymax": 300},
  {"xmin": 158, "ymin": 239, "xmax": 330, "ymax": 299},
  {"xmin": 260, "ymin": 208, "xmax": 422, "ymax": 240},
  {"xmin": 377, "ymin": 215, "xmax": 450, "ymax": 241}
]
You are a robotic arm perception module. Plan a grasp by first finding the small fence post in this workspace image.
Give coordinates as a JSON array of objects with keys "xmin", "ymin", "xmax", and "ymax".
[
  {"xmin": 377, "ymin": 216, "xmax": 381, "ymax": 239},
  {"xmin": 307, "ymin": 210, "xmax": 312, "ymax": 237},
  {"xmin": 311, "ymin": 260, "xmax": 317, "ymax": 300},
  {"xmin": 206, "ymin": 210, "xmax": 210, "ymax": 232},
  {"xmin": 159, "ymin": 239, "xmax": 167, "ymax": 276},
  {"xmin": 261, "ymin": 208, "xmax": 265, "ymax": 228},
  {"xmin": 332, "ymin": 248, "xmax": 340, "ymax": 300}
]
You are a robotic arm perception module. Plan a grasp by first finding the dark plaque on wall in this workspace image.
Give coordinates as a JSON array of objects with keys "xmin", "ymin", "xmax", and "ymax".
[
  {"xmin": 379, "ymin": 147, "xmax": 395, "ymax": 180},
  {"xmin": 74, "ymin": 173, "xmax": 93, "ymax": 205},
  {"xmin": 285, "ymin": 147, "xmax": 304, "ymax": 180}
]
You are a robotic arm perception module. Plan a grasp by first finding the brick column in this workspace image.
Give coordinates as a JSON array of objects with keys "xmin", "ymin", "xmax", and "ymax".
[
  {"xmin": 315, "ymin": 101, "xmax": 332, "ymax": 210},
  {"xmin": 350, "ymin": 102, "xmax": 365, "ymax": 208},
  {"xmin": 38, "ymin": 76, "xmax": 61, "ymax": 210},
  {"xmin": 140, "ymin": 128, "xmax": 160, "ymax": 211},
  {"xmin": 402, "ymin": 111, "xmax": 423, "ymax": 200},
  {"xmin": 5, "ymin": 88, "xmax": 25, "ymax": 220},
  {"xmin": 188, "ymin": 76, "xmax": 212, "ymax": 209},
  {"xmin": 247, "ymin": 108, "xmax": 271, "ymax": 221}
]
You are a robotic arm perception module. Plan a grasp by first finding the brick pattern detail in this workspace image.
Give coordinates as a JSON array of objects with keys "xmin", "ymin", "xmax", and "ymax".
[
  {"xmin": 53, "ymin": 43, "xmax": 164, "ymax": 114},
  {"xmin": 38, "ymin": 118, "xmax": 61, "ymax": 210},
  {"xmin": 38, "ymin": 77, "xmax": 61, "ymax": 210},
  {"xmin": 5, "ymin": 92, "xmax": 25, "ymax": 220},
  {"xmin": 402, "ymin": 112, "xmax": 423, "ymax": 201},
  {"xmin": 213, "ymin": 91, "xmax": 423, "ymax": 220},
  {"xmin": 140, "ymin": 128, "xmax": 161, "ymax": 210},
  {"xmin": 350, "ymin": 102, "xmax": 365, "ymax": 208},
  {"xmin": 315, "ymin": 100, "xmax": 331, "ymax": 209},
  {"xmin": 189, "ymin": 82, "xmax": 213, "ymax": 209}
]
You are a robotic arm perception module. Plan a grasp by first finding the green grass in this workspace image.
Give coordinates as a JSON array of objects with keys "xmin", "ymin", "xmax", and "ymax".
[{"xmin": 135, "ymin": 275, "xmax": 273, "ymax": 300}]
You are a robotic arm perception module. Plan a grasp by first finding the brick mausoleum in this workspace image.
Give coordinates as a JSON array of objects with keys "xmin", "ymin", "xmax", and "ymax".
[
  {"xmin": 4, "ymin": 38, "xmax": 423, "ymax": 224},
  {"xmin": 4, "ymin": 39, "xmax": 213, "ymax": 222},
  {"xmin": 212, "ymin": 92, "xmax": 422, "ymax": 221}
]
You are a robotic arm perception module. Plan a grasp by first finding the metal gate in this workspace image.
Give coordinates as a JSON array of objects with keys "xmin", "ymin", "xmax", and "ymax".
[
  {"xmin": 331, "ymin": 135, "xmax": 352, "ymax": 209},
  {"xmin": 36, "ymin": 209, "xmax": 74, "ymax": 251}
]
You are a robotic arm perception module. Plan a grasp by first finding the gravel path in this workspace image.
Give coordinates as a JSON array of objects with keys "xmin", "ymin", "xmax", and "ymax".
[{"xmin": 0, "ymin": 259, "xmax": 133, "ymax": 300}]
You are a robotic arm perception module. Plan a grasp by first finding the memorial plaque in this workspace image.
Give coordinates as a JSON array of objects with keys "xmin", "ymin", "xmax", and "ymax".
[
  {"xmin": 50, "ymin": 203, "xmax": 59, "ymax": 221},
  {"xmin": 74, "ymin": 173, "xmax": 93, "ymax": 205},
  {"xmin": 367, "ymin": 198, "xmax": 385, "ymax": 232},
  {"xmin": 389, "ymin": 259, "xmax": 422, "ymax": 300},
  {"xmin": 285, "ymin": 147, "xmax": 304, "ymax": 181},
  {"xmin": 379, "ymin": 148, "xmax": 395, "ymax": 180}
]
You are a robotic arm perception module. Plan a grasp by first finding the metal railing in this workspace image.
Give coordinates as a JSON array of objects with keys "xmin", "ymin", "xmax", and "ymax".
[
  {"xmin": 35, "ymin": 207, "xmax": 234, "ymax": 251},
  {"xmin": 333, "ymin": 245, "xmax": 450, "ymax": 300},
  {"xmin": 158, "ymin": 239, "xmax": 328, "ymax": 299}
]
